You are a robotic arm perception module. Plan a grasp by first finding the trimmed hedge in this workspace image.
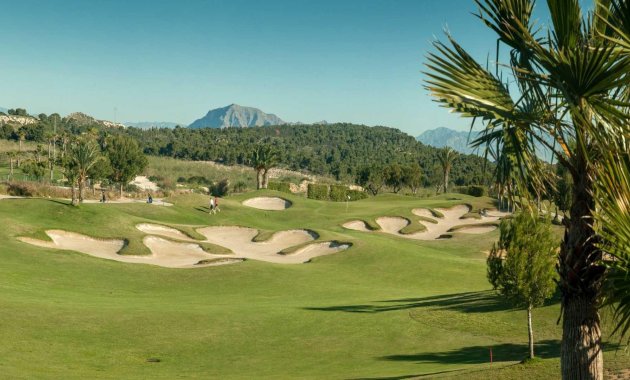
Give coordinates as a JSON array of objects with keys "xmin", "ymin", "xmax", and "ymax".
[
  {"xmin": 347, "ymin": 189, "xmax": 368, "ymax": 201},
  {"xmin": 268, "ymin": 181, "xmax": 291, "ymax": 193},
  {"xmin": 307, "ymin": 183, "xmax": 329, "ymax": 200},
  {"xmin": 329, "ymin": 185, "xmax": 348, "ymax": 202},
  {"xmin": 307, "ymin": 184, "xmax": 368, "ymax": 202}
]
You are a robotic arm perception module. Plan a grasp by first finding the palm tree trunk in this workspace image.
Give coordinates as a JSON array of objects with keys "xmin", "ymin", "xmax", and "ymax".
[
  {"xmin": 71, "ymin": 180, "xmax": 78, "ymax": 206},
  {"xmin": 78, "ymin": 178, "xmax": 85, "ymax": 203},
  {"xmin": 262, "ymin": 168, "xmax": 269, "ymax": 189},
  {"xmin": 527, "ymin": 304, "xmax": 534, "ymax": 359},
  {"xmin": 560, "ymin": 169, "xmax": 603, "ymax": 379},
  {"xmin": 256, "ymin": 169, "xmax": 263, "ymax": 190},
  {"xmin": 443, "ymin": 170, "xmax": 449, "ymax": 193},
  {"xmin": 120, "ymin": 183, "xmax": 124, "ymax": 198}
]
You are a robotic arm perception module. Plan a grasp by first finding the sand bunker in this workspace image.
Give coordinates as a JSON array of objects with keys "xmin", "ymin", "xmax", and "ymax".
[
  {"xmin": 142, "ymin": 237, "xmax": 239, "ymax": 268},
  {"xmin": 196, "ymin": 227, "xmax": 326, "ymax": 264},
  {"xmin": 18, "ymin": 230, "xmax": 125, "ymax": 259},
  {"xmin": 242, "ymin": 197, "xmax": 292, "ymax": 210},
  {"xmin": 342, "ymin": 220, "xmax": 371, "ymax": 232},
  {"xmin": 286, "ymin": 242, "xmax": 351, "ymax": 262},
  {"xmin": 375, "ymin": 217, "xmax": 410, "ymax": 234},
  {"xmin": 136, "ymin": 224, "xmax": 192, "ymax": 241},
  {"xmin": 453, "ymin": 225, "xmax": 498, "ymax": 234},
  {"xmin": 139, "ymin": 223, "xmax": 349, "ymax": 264},
  {"xmin": 344, "ymin": 205, "xmax": 506, "ymax": 240},
  {"xmin": 18, "ymin": 230, "xmax": 237, "ymax": 269}
]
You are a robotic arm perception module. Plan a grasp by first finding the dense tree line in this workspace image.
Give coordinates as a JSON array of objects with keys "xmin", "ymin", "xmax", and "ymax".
[
  {"xmin": 1, "ymin": 111, "xmax": 492, "ymax": 188},
  {"xmin": 125, "ymin": 123, "xmax": 492, "ymax": 186}
]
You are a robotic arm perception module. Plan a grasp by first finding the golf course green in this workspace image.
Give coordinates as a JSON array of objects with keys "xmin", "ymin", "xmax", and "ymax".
[{"xmin": 1, "ymin": 191, "xmax": 627, "ymax": 379}]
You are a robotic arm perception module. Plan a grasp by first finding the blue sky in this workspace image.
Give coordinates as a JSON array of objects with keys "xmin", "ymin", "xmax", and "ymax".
[{"xmin": 2, "ymin": 0, "xmax": 558, "ymax": 135}]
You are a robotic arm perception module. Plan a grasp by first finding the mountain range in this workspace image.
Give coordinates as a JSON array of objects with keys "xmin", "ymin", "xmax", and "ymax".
[
  {"xmin": 416, "ymin": 127, "xmax": 481, "ymax": 155},
  {"xmin": 188, "ymin": 104, "xmax": 286, "ymax": 129},
  {"xmin": 418, "ymin": 126, "xmax": 554, "ymax": 161}
]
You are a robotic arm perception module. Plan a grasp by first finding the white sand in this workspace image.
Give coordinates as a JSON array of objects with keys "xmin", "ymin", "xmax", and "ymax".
[
  {"xmin": 242, "ymin": 197, "xmax": 292, "ymax": 210},
  {"xmin": 18, "ymin": 230, "xmax": 237, "ymax": 269},
  {"xmin": 136, "ymin": 224, "xmax": 192, "ymax": 241},
  {"xmin": 375, "ymin": 217, "xmax": 410, "ymax": 234},
  {"xmin": 18, "ymin": 222, "xmax": 349, "ymax": 267},
  {"xmin": 18, "ymin": 230, "xmax": 125, "ymax": 259},
  {"xmin": 342, "ymin": 220, "xmax": 371, "ymax": 232},
  {"xmin": 286, "ymin": 242, "xmax": 351, "ymax": 262},
  {"xmin": 142, "ymin": 236, "xmax": 237, "ymax": 268},
  {"xmin": 196, "ymin": 227, "xmax": 318, "ymax": 263},
  {"xmin": 347, "ymin": 205, "xmax": 507, "ymax": 241},
  {"xmin": 411, "ymin": 208, "xmax": 435, "ymax": 219},
  {"xmin": 454, "ymin": 225, "xmax": 497, "ymax": 234}
]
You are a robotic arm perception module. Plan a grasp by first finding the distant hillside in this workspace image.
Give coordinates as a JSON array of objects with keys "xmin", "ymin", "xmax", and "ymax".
[
  {"xmin": 188, "ymin": 104, "xmax": 286, "ymax": 129},
  {"xmin": 416, "ymin": 127, "xmax": 480, "ymax": 155},
  {"xmin": 0, "ymin": 114, "xmax": 38, "ymax": 126},
  {"xmin": 128, "ymin": 122, "xmax": 491, "ymax": 185},
  {"xmin": 125, "ymin": 121, "xmax": 182, "ymax": 129},
  {"xmin": 0, "ymin": 107, "xmax": 8, "ymax": 114},
  {"xmin": 65, "ymin": 112, "xmax": 125, "ymax": 128}
]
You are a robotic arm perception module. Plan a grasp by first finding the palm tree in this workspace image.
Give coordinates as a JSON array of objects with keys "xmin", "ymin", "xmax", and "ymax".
[
  {"xmin": 67, "ymin": 138, "xmax": 101, "ymax": 205},
  {"xmin": 251, "ymin": 144, "xmax": 278, "ymax": 189},
  {"xmin": 436, "ymin": 147, "xmax": 457, "ymax": 193},
  {"xmin": 424, "ymin": 1, "xmax": 630, "ymax": 378}
]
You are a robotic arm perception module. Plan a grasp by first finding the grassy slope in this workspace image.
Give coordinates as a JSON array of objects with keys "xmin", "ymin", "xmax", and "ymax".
[{"xmin": 0, "ymin": 191, "xmax": 627, "ymax": 379}]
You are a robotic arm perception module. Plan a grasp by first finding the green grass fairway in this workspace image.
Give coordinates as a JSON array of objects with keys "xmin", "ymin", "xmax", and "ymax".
[{"xmin": 0, "ymin": 191, "xmax": 627, "ymax": 379}]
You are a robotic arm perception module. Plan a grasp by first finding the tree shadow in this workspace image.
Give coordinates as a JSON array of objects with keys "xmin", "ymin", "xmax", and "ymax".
[
  {"xmin": 380, "ymin": 340, "xmax": 561, "ymax": 365},
  {"xmin": 304, "ymin": 291, "xmax": 515, "ymax": 314}
]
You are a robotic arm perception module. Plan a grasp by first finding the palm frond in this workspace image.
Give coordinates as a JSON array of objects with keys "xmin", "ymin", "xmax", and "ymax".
[
  {"xmin": 424, "ymin": 36, "xmax": 518, "ymax": 121},
  {"xmin": 594, "ymin": 150, "xmax": 630, "ymax": 338}
]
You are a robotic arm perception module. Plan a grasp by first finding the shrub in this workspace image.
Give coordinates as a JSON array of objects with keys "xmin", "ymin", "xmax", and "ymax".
[
  {"xmin": 232, "ymin": 181, "xmax": 247, "ymax": 193},
  {"xmin": 211, "ymin": 179, "xmax": 230, "ymax": 196},
  {"xmin": 188, "ymin": 175, "xmax": 210, "ymax": 185},
  {"xmin": 468, "ymin": 185, "xmax": 486, "ymax": 197},
  {"xmin": 8, "ymin": 182, "xmax": 33, "ymax": 196},
  {"xmin": 268, "ymin": 181, "xmax": 291, "ymax": 193},
  {"xmin": 307, "ymin": 183, "xmax": 329, "ymax": 200}
]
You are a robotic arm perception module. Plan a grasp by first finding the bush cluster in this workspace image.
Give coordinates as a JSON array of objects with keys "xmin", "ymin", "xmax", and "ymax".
[
  {"xmin": 268, "ymin": 181, "xmax": 291, "ymax": 193},
  {"xmin": 307, "ymin": 183, "xmax": 367, "ymax": 202}
]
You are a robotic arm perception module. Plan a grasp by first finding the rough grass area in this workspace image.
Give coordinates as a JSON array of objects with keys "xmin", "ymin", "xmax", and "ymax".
[{"xmin": 0, "ymin": 190, "xmax": 627, "ymax": 379}]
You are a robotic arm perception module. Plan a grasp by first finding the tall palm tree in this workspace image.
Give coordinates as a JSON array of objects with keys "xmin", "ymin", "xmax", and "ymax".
[
  {"xmin": 424, "ymin": 1, "xmax": 630, "ymax": 378},
  {"xmin": 68, "ymin": 138, "xmax": 101, "ymax": 205},
  {"xmin": 436, "ymin": 147, "xmax": 457, "ymax": 193},
  {"xmin": 251, "ymin": 144, "xmax": 278, "ymax": 189}
]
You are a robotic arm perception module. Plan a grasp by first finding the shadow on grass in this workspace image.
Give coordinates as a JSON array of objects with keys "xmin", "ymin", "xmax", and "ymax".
[
  {"xmin": 348, "ymin": 341, "xmax": 562, "ymax": 380},
  {"xmin": 381, "ymin": 340, "xmax": 560, "ymax": 365},
  {"xmin": 304, "ymin": 291, "xmax": 515, "ymax": 314}
]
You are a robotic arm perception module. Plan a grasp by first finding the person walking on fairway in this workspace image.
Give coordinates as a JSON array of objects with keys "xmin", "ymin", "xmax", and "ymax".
[
  {"xmin": 100, "ymin": 190, "xmax": 106, "ymax": 203},
  {"xmin": 209, "ymin": 196, "xmax": 215, "ymax": 214},
  {"xmin": 214, "ymin": 196, "xmax": 220, "ymax": 213}
]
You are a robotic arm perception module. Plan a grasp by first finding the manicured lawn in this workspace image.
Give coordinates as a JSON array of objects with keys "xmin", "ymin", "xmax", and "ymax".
[{"xmin": 0, "ymin": 191, "xmax": 627, "ymax": 378}]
